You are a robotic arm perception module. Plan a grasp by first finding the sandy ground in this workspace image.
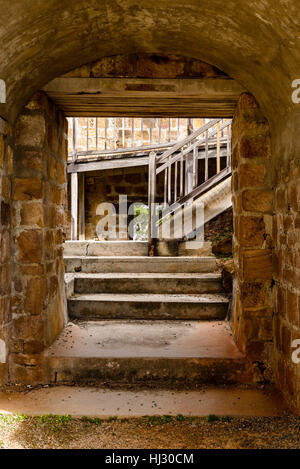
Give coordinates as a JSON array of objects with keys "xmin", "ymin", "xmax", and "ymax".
[{"xmin": 0, "ymin": 414, "xmax": 299, "ymax": 449}]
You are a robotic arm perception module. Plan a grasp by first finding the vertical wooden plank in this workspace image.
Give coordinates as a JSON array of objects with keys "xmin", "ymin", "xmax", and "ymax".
[
  {"xmin": 174, "ymin": 160, "xmax": 178, "ymax": 202},
  {"xmin": 96, "ymin": 117, "xmax": 98, "ymax": 150},
  {"xmin": 148, "ymin": 151, "xmax": 157, "ymax": 245},
  {"xmin": 78, "ymin": 173, "xmax": 85, "ymax": 240},
  {"xmin": 72, "ymin": 117, "xmax": 78, "ymax": 161},
  {"xmin": 164, "ymin": 168, "xmax": 167, "ymax": 205},
  {"xmin": 158, "ymin": 118, "xmax": 162, "ymax": 143},
  {"xmin": 131, "ymin": 118, "xmax": 134, "ymax": 147},
  {"xmin": 114, "ymin": 118, "xmax": 117, "ymax": 150},
  {"xmin": 150, "ymin": 118, "xmax": 153, "ymax": 145},
  {"xmin": 104, "ymin": 118, "xmax": 107, "ymax": 150},
  {"xmin": 86, "ymin": 118, "xmax": 89, "ymax": 151},
  {"xmin": 185, "ymin": 153, "xmax": 194, "ymax": 195},
  {"xmin": 122, "ymin": 117, "xmax": 125, "ymax": 148},
  {"xmin": 217, "ymin": 121, "xmax": 221, "ymax": 173},
  {"xmin": 205, "ymin": 130, "xmax": 209, "ymax": 181},
  {"xmin": 70, "ymin": 172, "xmax": 78, "ymax": 240},
  {"xmin": 180, "ymin": 151, "xmax": 184, "ymax": 197},
  {"xmin": 193, "ymin": 144, "xmax": 198, "ymax": 188},
  {"xmin": 168, "ymin": 157, "xmax": 171, "ymax": 204},
  {"xmin": 141, "ymin": 118, "xmax": 143, "ymax": 146},
  {"xmin": 227, "ymin": 123, "xmax": 232, "ymax": 166}
]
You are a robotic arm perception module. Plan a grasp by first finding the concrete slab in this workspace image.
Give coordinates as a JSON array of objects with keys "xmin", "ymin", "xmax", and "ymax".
[
  {"xmin": 0, "ymin": 386, "xmax": 286, "ymax": 418},
  {"xmin": 44, "ymin": 320, "xmax": 242, "ymax": 359},
  {"xmin": 63, "ymin": 241, "xmax": 149, "ymax": 257},
  {"xmin": 68, "ymin": 293, "xmax": 228, "ymax": 320},
  {"xmin": 64, "ymin": 256, "xmax": 217, "ymax": 273},
  {"xmin": 72, "ymin": 272, "xmax": 223, "ymax": 294}
]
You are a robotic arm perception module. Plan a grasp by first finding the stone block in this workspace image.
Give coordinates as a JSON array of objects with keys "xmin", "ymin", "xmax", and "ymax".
[
  {"xmin": 240, "ymin": 215, "xmax": 265, "ymax": 247},
  {"xmin": 17, "ymin": 229, "xmax": 43, "ymax": 263},
  {"xmin": 242, "ymin": 190, "xmax": 273, "ymax": 213},
  {"xmin": 20, "ymin": 202, "xmax": 43, "ymax": 227},
  {"xmin": 13, "ymin": 177, "xmax": 43, "ymax": 200},
  {"xmin": 239, "ymin": 133, "xmax": 271, "ymax": 160},
  {"xmin": 24, "ymin": 277, "xmax": 47, "ymax": 315},
  {"xmin": 242, "ymin": 249, "xmax": 272, "ymax": 280},
  {"xmin": 15, "ymin": 114, "xmax": 46, "ymax": 148}
]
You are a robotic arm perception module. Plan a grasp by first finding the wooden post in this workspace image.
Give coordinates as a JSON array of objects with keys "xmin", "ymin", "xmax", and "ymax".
[
  {"xmin": 71, "ymin": 172, "xmax": 78, "ymax": 240},
  {"xmin": 148, "ymin": 151, "xmax": 157, "ymax": 246},
  {"xmin": 217, "ymin": 121, "xmax": 221, "ymax": 173},
  {"xmin": 78, "ymin": 173, "xmax": 85, "ymax": 240},
  {"xmin": 71, "ymin": 117, "xmax": 78, "ymax": 240}
]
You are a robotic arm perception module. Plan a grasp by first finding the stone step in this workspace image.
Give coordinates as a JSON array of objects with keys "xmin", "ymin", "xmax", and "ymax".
[
  {"xmin": 72, "ymin": 272, "xmax": 223, "ymax": 295},
  {"xmin": 0, "ymin": 385, "xmax": 285, "ymax": 417},
  {"xmin": 64, "ymin": 256, "xmax": 217, "ymax": 274},
  {"xmin": 68, "ymin": 293, "xmax": 229, "ymax": 320},
  {"xmin": 42, "ymin": 321, "xmax": 253, "ymax": 386},
  {"xmin": 63, "ymin": 240, "xmax": 149, "ymax": 257}
]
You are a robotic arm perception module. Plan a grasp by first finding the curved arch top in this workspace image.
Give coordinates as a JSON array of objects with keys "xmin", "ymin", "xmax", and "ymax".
[{"xmin": 0, "ymin": 0, "xmax": 299, "ymax": 126}]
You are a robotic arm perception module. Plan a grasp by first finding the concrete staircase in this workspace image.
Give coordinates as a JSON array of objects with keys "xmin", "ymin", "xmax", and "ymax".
[{"xmin": 40, "ymin": 241, "xmax": 254, "ymax": 387}]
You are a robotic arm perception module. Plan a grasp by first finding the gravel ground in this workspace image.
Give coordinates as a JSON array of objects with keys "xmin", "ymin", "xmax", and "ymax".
[{"xmin": 0, "ymin": 414, "xmax": 299, "ymax": 449}]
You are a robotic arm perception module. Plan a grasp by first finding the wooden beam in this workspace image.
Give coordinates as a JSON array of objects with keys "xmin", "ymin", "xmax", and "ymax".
[{"xmin": 43, "ymin": 77, "xmax": 245, "ymax": 118}]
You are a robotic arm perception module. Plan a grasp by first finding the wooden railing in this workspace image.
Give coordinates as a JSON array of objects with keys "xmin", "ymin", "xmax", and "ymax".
[
  {"xmin": 148, "ymin": 119, "xmax": 232, "ymax": 243},
  {"xmin": 68, "ymin": 117, "xmax": 218, "ymax": 160}
]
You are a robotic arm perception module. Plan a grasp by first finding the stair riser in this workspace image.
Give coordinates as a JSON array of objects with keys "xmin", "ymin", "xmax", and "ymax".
[
  {"xmin": 74, "ymin": 278, "xmax": 223, "ymax": 295},
  {"xmin": 43, "ymin": 356, "xmax": 252, "ymax": 386},
  {"xmin": 64, "ymin": 241, "xmax": 148, "ymax": 257},
  {"xmin": 68, "ymin": 299, "xmax": 228, "ymax": 320},
  {"xmin": 65, "ymin": 257, "xmax": 217, "ymax": 274}
]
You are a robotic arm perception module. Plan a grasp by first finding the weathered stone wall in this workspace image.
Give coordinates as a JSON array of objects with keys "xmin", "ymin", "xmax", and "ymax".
[
  {"xmin": 272, "ymin": 116, "xmax": 300, "ymax": 413},
  {"xmin": 231, "ymin": 93, "xmax": 274, "ymax": 377},
  {"xmin": 9, "ymin": 91, "xmax": 68, "ymax": 383},
  {"xmin": 0, "ymin": 118, "xmax": 13, "ymax": 384}
]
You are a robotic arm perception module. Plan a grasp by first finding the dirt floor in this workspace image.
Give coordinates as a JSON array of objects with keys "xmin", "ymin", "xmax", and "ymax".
[{"xmin": 0, "ymin": 414, "xmax": 299, "ymax": 449}]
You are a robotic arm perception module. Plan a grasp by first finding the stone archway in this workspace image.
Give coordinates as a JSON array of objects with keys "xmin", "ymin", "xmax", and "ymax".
[{"xmin": 0, "ymin": 1, "xmax": 299, "ymax": 413}]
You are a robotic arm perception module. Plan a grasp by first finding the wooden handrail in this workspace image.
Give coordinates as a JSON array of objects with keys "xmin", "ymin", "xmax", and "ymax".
[
  {"xmin": 156, "ymin": 120, "xmax": 231, "ymax": 175},
  {"xmin": 156, "ymin": 118, "xmax": 221, "ymax": 164}
]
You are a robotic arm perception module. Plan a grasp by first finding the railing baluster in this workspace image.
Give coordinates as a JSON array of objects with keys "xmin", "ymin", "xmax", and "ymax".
[
  {"xmin": 114, "ymin": 118, "xmax": 117, "ymax": 149},
  {"xmin": 132, "ymin": 118, "xmax": 134, "ymax": 147},
  {"xmin": 158, "ymin": 118, "xmax": 162, "ymax": 143},
  {"xmin": 150, "ymin": 118, "xmax": 153, "ymax": 145},
  {"xmin": 180, "ymin": 151, "xmax": 184, "ymax": 197},
  {"xmin": 104, "ymin": 118, "xmax": 107, "ymax": 150},
  {"xmin": 227, "ymin": 123, "xmax": 231, "ymax": 166},
  {"xmin": 193, "ymin": 143, "xmax": 198, "ymax": 188},
  {"xmin": 141, "ymin": 118, "xmax": 143, "ymax": 146},
  {"xmin": 205, "ymin": 130, "xmax": 209, "ymax": 181},
  {"xmin": 122, "ymin": 117, "xmax": 125, "ymax": 148},
  {"xmin": 168, "ymin": 118, "xmax": 171, "ymax": 142},
  {"xmin": 164, "ymin": 168, "xmax": 167, "ymax": 206},
  {"xmin": 86, "ymin": 118, "xmax": 89, "ymax": 151},
  {"xmin": 168, "ymin": 156, "xmax": 171, "ymax": 205},
  {"xmin": 217, "ymin": 121, "xmax": 221, "ymax": 173},
  {"xmin": 96, "ymin": 117, "xmax": 98, "ymax": 150},
  {"xmin": 174, "ymin": 160, "xmax": 178, "ymax": 202}
]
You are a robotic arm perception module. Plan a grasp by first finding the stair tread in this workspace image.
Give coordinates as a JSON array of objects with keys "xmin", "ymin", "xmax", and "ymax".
[
  {"xmin": 69, "ymin": 293, "xmax": 229, "ymax": 303},
  {"xmin": 64, "ymin": 256, "xmax": 215, "ymax": 260},
  {"xmin": 67, "ymin": 272, "xmax": 222, "ymax": 280},
  {"xmin": 44, "ymin": 320, "xmax": 243, "ymax": 359}
]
